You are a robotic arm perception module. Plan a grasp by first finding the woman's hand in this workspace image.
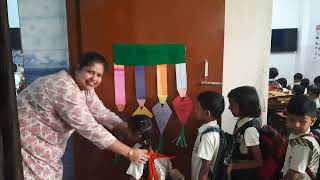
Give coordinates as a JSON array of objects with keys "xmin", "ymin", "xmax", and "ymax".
[{"xmin": 128, "ymin": 148, "xmax": 149, "ymax": 165}]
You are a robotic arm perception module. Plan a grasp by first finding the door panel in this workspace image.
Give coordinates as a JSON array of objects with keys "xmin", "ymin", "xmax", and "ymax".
[{"xmin": 67, "ymin": 1, "xmax": 225, "ymax": 179}]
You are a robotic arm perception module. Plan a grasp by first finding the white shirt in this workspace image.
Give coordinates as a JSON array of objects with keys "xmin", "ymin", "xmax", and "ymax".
[
  {"xmin": 234, "ymin": 117, "xmax": 260, "ymax": 154},
  {"xmin": 191, "ymin": 121, "xmax": 220, "ymax": 180},
  {"xmin": 283, "ymin": 129, "xmax": 320, "ymax": 180}
]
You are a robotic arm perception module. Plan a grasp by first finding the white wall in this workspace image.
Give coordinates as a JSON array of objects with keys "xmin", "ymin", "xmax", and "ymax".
[
  {"xmin": 270, "ymin": 0, "xmax": 320, "ymax": 85},
  {"xmin": 270, "ymin": 0, "xmax": 300, "ymax": 85},
  {"xmin": 300, "ymin": 0, "xmax": 320, "ymax": 80},
  {"xmin": 222, "ymin": 0, "xmax": 273, "ymax": 133}
]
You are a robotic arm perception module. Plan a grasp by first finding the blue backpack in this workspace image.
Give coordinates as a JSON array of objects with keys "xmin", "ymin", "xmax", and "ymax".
[{"xmin": 200, "ymin": 127, "xmax": 234, "ymax": 180}]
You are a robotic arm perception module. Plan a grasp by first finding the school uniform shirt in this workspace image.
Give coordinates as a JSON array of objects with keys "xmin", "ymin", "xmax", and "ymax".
[
  {"xmin": 17, "ymin": 70, "xmax": 122, "ymax": 180},
  {"xmin": 283, "ymin": 128, "xmax": 320, "ymax": 180},
  {"xmin": 191, "ymin": 121, "xmax": 220, "ymax": 180},
  {"xmin": 234, "ymin": 117, "xmax": 260, "ymax": 154}
]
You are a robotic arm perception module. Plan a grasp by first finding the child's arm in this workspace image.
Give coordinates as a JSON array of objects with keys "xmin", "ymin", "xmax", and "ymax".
[
  {"xmin": 284, "ymin": 169, "xmax": 304, "ymax": 180},
  {"xmin": 231, "ymin": 145, "xmax": 263, "ymax": 169},
  {"xmin": 198, "ymin": 159, "xmax": 211, "ymax": 180}
]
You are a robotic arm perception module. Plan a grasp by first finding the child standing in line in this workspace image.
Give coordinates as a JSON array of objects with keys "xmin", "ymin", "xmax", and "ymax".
[
  {"xmin": 227, "ymin": 86, "xmax": 263, "ymax": 180},
  {"xmin": 283, "ymin": 95, "xmax": 320, "ymax": 180},
  {"xmin": 191, "ymin": 91, "xmax": 225, "ymax": 180}
]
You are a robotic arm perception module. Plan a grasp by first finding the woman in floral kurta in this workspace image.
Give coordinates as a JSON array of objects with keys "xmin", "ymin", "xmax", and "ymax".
[{"xmin": 17, "ymin": 52, "xmax": 149, "ymax": 180}]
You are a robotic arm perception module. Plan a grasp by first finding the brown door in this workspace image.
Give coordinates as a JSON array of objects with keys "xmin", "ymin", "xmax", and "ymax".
[{"xmin": 67, "ymin": 1, "xmax": 225, "ymax": 179}]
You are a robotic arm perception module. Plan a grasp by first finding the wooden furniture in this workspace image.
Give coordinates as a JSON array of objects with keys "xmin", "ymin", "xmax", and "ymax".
[{"xmin": 267, "ymin": 91, "xmax": 293, "ymax": 136}]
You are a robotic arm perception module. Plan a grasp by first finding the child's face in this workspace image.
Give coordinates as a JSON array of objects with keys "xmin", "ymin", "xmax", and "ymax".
[
  {"xmin": 228, "ymin": 98, "xmax": 240, "ymax": 118},
  {"xmin": 286, "ymin": 113, "xmax": 316, "ymax": 135},
  {"xmin": 194, "ymin": 101, "xmax": 210, "ymax": 122}
]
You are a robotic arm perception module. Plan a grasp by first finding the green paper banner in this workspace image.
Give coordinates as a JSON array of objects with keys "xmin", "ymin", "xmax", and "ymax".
[{"xmin": 113, "ymin": 43, "xmax": 186, "ymax": 65}]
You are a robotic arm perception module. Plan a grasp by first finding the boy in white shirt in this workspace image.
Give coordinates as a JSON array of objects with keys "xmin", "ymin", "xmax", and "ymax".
[
  {"xmin": 191, "ymin": 91, "xmax": 225, "ymax": 180},
  {"xmin": 283, "ymin": 95, "xmax": 320, "ymax": 180}
]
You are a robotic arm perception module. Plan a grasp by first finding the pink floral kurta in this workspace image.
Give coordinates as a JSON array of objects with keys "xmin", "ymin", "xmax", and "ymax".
[{"xmin": 17, "ymin": 70, "xmax": 122, "ymax": 180}]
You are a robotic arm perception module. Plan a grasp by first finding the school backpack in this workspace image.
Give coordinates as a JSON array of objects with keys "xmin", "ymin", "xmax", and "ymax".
[
  {"xmin": 237, "ymin": 119, "xmax": 288, "ymax": 180},
  {"xmin": 200, "ymin": 127, "xmax": 234, "ymax": 180}
]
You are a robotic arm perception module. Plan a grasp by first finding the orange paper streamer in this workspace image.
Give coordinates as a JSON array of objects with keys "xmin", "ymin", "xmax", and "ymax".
[
  {"xmin": 148, "ymin": 150, "xmax": 175, "ymax": 180},
  {"xmin": 156, "ymin": 64, "xmax": 168, "ymax": 104}
]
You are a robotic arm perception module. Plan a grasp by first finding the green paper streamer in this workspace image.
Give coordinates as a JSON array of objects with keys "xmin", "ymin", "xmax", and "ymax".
[
  {"xmin": 156, "ymin": 134, "xmax": 164, "ymax": 153},
  {"xmin": 173, "ymin": 127, "xmax": 187, "ymax": 148},
  {"xmin": 113, "ymin": 44, "xmax": 186, "ymax": 66}
]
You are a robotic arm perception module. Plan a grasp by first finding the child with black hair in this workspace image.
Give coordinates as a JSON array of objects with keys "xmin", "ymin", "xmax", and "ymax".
[
  {"xmin": 292, "ymin": 84, "xmax": 306, "ymax": 95},
  {"xmin": 294, "ymin": 73, "xmax": 303, "ymax": 85},
  {"xmin": 308, "ymin": 85, "xmax": 320, "ymax": 108},
  {"xmin": 283, "ymin": 95, "xmax": 320, "ymax": 180},
  {"xmin": 126, "ymin": 115, "xmax": 184, "ymax": 180},
  {"xmin": 277, "ymin": 78, "xmax": 290, "ymax": 92},
  {"xmin": 227, "ymin": 86, "xmax": 263, "ymax": 180},
  {"xmin": 314, "ymin": 76, "xmax": 320, "ymax": 85},
  {"xmin": 191, "ymin": 91, "xmax": 225, "ymax": 180},
  {"xmin": 301, "ymin": 78, "xmax": 310, "ymax": 92},
  {"xmin": 269, "ymin": 67, "xmax": 281, "ymax": 90}
]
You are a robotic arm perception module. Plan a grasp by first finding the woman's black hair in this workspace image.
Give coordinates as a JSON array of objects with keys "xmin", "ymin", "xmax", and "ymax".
[
  {"xmin": 79, "ymin": 52, "xmax": 108, "ymax": 71},
  {"xmin": 287, "ymin": 95, "xmax": 317, "ymax": 117},
  {"xmin": 269, "ymin": 67, "xmax": 279, "ymax": 79},
  {"xmin": 301, "ymin": 78, "xmax": 310, "ymax": 88},
  {"xmin": 276, "ymin": 78, "xmax": 287, "ymax": 88},
  {"xmin": 197, "ymin": 91, "xmax": 225, "ymax": 119},
  {"xmin": 227, "ymin": 86, "xmax": 261, "ymax": 118}
]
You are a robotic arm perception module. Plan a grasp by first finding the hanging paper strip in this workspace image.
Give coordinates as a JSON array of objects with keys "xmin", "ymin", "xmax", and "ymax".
[
  {"xmin": 152, "ymin": 102, "xmax": 172, "ymax": 153},
  {"xmin": 133, "ymin": 66, "xmax": 153, "ymax": 118},
  {"xmin": 135, "ymin": 66, "xmax": 146, "ymax": 107},
  {"xmin": 113, "ymin": 44, "xmax": 186, "ymax": 65},
  {"xmin": 172, "ymin": 62, "xmax": 191, "ymax": 148},
  {"xmin": 175, "ymin": 63, "xmax": 187, "ymax": 97},
  {"xmin": 114, "ymin": 64, "xmax": 126, "ymax": 112},
  {"xmin": 132, "ymin": 106, "xmax": 153, "ymax": 118},
  {"xmin": 157, "ymin": 64, "xmax": 168, "ymax": 104},
  {"xmin": 172, "ymin": 96, "xmax": 193, "ymax": 148}
]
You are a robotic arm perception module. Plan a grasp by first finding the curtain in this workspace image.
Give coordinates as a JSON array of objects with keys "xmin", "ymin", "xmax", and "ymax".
[{"xmin": 0, "ymin": 0, "xmax": 24, "ymax": 179}]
